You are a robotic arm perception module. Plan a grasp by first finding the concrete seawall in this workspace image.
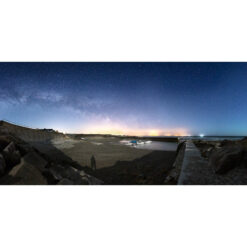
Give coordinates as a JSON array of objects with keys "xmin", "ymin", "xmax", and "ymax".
[
  {"xmin": 177, "ymin": 140, "xmax": 210, "ymax": 185},
  {"xmin": 0, "ymin": 121, "xmax": 65, "ymax": 143},
  {"xmin": 177, "ymin": 140, "xmax": 247, "ymax": 185},
  {"xmin": 166, "ymin": 140, "xmax": 216, "ymax": 185},
  {"xmin": 164, "ymin": 140, "xmax": 186, "ymax": 184}
]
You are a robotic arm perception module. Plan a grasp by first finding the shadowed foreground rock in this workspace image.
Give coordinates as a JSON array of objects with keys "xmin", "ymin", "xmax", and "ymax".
[
  {"xmin": 209, "ymin": 146, "xmax": 244, "ymax": 174},
  {"xmin": 8, "ymin": 162, "xmax": 48, "ymax": 185},
  {"xmin": 0, "ymin": 154, "xmax": 6, "ymax": 175},
  {"xmin": 0, "ymin": 132, "xmax": 103, "ymax": 185}
]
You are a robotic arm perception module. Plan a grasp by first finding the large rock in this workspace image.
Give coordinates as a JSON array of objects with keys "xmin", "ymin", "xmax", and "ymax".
[
  {"xmin": 0, "ymin": 136, "xmax": 10, "ymax": 151},
  {"xmin": 46, "ymin": 164, "xmax": 102, "ymax": 185},
  {"xmin": 16, "ymin": 143, "xmax": 34, "ymax": 156},
  {"xmin": 47, "ymin": 165, "xmax": 84, "ymax": 184},
  {"xmin": 3, "ymin": 141, "xmax": 15, "ymax": 154},
  {"xmin": 0, "ymin": 154, "xmax": 6, "ymax": 175},
  {"xmin": 0, "ymin": 135, "xmax": 22, "ymax": 150},
  {"xmin": 0, "ymin": 127, "xmax": 9, "ymax": 135},
  {"xmin": 57, "ymin": 178, "xmax": 74, "ymax": 185},
  {"xmin": 2, "ymin": 142, "xmax": 21, "ymax": 167},
  {"xmin": 209, "ymin": 146, "xmax": 244, "ymax": 174},
  {"xmin": 86, "ymin": 175, "xmax": 103, "ymax": 185},
  {"xmin": 21, "ymin": 152, "xmax": 48, "ymax": 172},
  {"xmin": 8, "ymin": 160, "xmax": 47, "ymax": 185},
  {"xmin": 241, "ymin": 137, "xmax": 247, "ymax": 143}
]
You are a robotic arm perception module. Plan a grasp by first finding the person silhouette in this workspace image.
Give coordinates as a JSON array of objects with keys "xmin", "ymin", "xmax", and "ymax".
[{"xmin": 91, "ymin": 155, "xmax": 96, "ymax": 171}]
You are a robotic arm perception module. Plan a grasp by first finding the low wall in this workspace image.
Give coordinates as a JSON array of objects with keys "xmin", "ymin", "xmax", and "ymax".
[{"xmin": 164, "ymin": 140, "xmax": 186, "ymax": 184}]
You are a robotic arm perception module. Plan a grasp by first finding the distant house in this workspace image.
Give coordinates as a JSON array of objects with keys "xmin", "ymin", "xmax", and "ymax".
[{"xmin": 42, "ymin": 128, "xmax": 55, "ymax": 132}]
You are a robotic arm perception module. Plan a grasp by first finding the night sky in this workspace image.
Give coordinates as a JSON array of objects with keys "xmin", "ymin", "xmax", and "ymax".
[{"xmin": 0, "ymin": 62, "xmax": 246, "ymax": 136}]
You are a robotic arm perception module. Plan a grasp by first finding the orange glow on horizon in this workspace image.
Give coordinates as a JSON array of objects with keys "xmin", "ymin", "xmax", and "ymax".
[
  {"xmin": 149, "ymin": 130, "xmax": 159, "ymax": 136},
  {"xmin": 77, "ymin": 124, "xmax": 189, "ymax": 137}
]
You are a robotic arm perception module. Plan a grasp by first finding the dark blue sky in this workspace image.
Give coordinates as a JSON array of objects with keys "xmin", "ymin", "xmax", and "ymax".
[{"xmin": 0, "ymin": 62, "xmax": 246, "ymax": 136}]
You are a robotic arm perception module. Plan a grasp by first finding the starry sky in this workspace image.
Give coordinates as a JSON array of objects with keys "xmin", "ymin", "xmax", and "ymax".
[{"xmin": 0, "ymin": 62, "xmax": 246, "ymax": 136}]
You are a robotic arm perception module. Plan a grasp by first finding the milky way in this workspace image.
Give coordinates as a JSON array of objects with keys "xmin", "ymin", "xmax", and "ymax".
[{"xmin": 0, "ymin": 62, "xmax": 246, "ymax": 136}]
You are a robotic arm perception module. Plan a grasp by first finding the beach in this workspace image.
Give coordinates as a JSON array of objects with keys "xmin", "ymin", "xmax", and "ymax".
[
  {"xmin": 29, "ymin": 135, "xmax": 178, "ymax": 184},
  {"xmin": 31, "ymin": 136, "xmax": 177, "ymax": 168}
]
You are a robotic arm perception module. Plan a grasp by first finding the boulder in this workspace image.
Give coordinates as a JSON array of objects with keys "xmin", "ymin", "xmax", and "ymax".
[
  {"xmin": 201, "ymin": 147, "xmax": 213, "ymax": 158},
  {"xmin": 0, "ymin": 134, "xmax": 21, "ymax": 145},
  {"xmin": 0, "ymin": 136, "xmax": 10, "ymax": 151},
  {"xmin": 8, "ymin": 160, "xmax": 47, "ymax": 185},
  {"xmin": 62, "ymin": 167, "xmax": 83, "ymax": 183},
  {"xmin": 21, "ymin": 152, "xmax": 48, "ymax": 172},
  {"xmin": 47, "ymin": 165, "xmax": 83, "ymax": 184},
  {"xmin": 16, "ymin": 143, "xmax": 34, "ymax": 156},
  {"xmin": 220, "ymin": 140, "xmax": 233, "ymax": 147},
  {"xmin": 46, "ymin": 165, "xmax": 64, "ymax": 181},
  {"xmin": 10, "ymin": 150, "xmax": 21, "ymax": 166},
  {"xmin": 2, "ymin": 142, "xmax": 21, "ymax": 167},
  {"xmin": 0, "ymin": 154, "xmax": 6, "ymax": 175},
  {"xmin": 47, "ymin": 164, "xmax": 103, "ymax": 185},
  {"xmin": 241, "ymin": 151, "xmax": 247, "ymax": 167},
  {"xmin": 86, "ymin": 175, "xmax": 103, "ymax": 185},
  {"xmin": 241, "ymin": 137, "xmax": 247, "ymax": 143},
  {"xmin": 3, "ymin": 141, "xmax": 15, "ymax": 154},
  {"xmin": 42, "ymin": 169, "xmax": 60, "ymax": 184},
  {"xmin": 79, "ymin": 171, "xmax": 103, "ymax": 185},
  {"xmin": 79, "ymin": 171, "xmax": 90, "ymax": 185},
  {"xmin": 0, "ymin": 127, "xmax": 9, "ymax": 135},
  {"xmin": 57, "ymin": 178, "xmax": 74, "ymax": 185},
  {"xmin": 209, "ymin": 146, "xmax": 244, "ymax": 174}
]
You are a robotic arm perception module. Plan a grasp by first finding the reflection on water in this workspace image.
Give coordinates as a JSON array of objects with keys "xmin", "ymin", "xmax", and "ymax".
[{"xmin": 120, "ymin": 140, "xmax": 177, "ymax": 151}]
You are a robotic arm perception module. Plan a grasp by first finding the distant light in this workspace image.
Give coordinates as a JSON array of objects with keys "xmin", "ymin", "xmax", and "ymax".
[{"xmin": 200, "ymin": 134, "xmax": 204, "ymax": 138}]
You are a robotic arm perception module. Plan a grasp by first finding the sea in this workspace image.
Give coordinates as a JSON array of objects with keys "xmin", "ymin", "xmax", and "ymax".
[
  {"xmin": 119, "ymin": 136, "xmax": 245, "ymax": 151},
  {"xmin": 119, "ymin": 140, "xmax": 177, "ymax": 151}
]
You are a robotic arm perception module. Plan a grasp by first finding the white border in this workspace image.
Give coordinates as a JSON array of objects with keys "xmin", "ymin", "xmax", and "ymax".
[
  {"xmin": 0, "ymin": 0, "xmax": 247, "ymax": 61},
  {"xmin": 1, "ymin": 1, "xmax": 247, "ymax": 247}
]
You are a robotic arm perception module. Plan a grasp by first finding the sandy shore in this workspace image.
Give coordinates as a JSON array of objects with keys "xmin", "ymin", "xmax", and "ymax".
[
  {"xmin": 31, "ymin": 136, "xmax": 158, "ymax": 169},
  {"xmin": 29, "ymin": 136, "xmax": 177, "ymax": 184}
]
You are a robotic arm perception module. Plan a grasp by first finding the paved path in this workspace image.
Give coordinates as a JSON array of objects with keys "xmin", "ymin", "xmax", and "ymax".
[
  {"xmin": 178, "ymin": 140, "xmax": 214, "ymax": 185},
  {"xmin": 177, "ymin": 140, "xmax": 247, "ymax": 185}
]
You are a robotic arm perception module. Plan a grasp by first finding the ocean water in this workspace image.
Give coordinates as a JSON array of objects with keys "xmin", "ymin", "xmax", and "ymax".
[{"xmin": 119, "ymin": 140, "xmax": 178, "ymax": 151}]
